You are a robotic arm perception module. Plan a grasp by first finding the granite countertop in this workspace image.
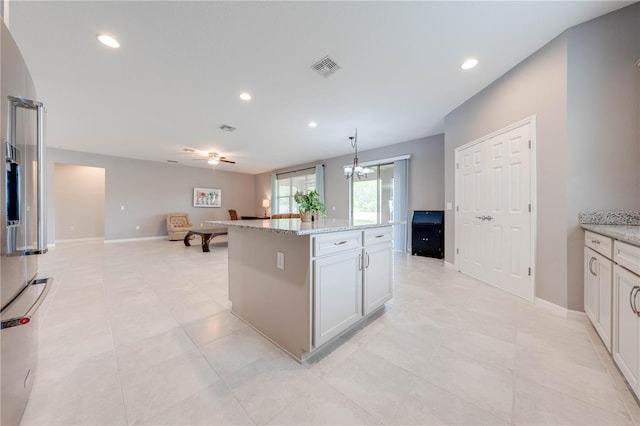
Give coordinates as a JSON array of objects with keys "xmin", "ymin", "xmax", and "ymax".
[
  {"xmin": 205, "ymin": 218, "xmax": 392, "ymax": 236},
  {"xmin": 579, "ymin": 210, "xmax": 640, "ymax": 246}
]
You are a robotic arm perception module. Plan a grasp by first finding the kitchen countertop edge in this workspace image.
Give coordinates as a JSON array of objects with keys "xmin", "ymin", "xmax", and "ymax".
[
  {"xmin": 206, "ymin": 219, "xmax": 393, "ymax": 236},
  {"xmin": 580, "ymin": 223, "xmax": 640, "ymax": 246}
]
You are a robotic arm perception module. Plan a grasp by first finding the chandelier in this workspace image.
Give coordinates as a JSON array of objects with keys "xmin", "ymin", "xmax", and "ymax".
[{"xmin": 343, "ymin": 128, "xmax": 373, "ymax": 179}]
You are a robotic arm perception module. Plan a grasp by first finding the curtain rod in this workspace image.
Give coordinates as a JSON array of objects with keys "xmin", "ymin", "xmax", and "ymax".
[{"xmin": 276, "ymin": 164, "xmax": 323, "ymax": 177}]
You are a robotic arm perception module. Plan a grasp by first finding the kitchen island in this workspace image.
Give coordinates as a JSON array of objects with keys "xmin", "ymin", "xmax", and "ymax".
[{"xmin": 206, "ymin": 219, "xmax": 393, "ymax": 361}]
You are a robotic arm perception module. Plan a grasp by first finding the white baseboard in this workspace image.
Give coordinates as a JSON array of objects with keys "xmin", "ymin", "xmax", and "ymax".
[
  {"xmin": 105, "ymin": 236, "xmax": 166, "ymax": 243},
  {"xmin": 535, "ymin": 297, "xmax": 586, "ymax": 320},
  {"xmin": 443, "ymin": 261, "xmax": 457, "ymax": 270},
  {"xmin": 54, "ymin": 237, "xmax": 104, "ymax": 244}
]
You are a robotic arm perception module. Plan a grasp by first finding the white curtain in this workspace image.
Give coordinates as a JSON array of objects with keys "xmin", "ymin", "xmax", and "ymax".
[
  {"xmin": 393, "ymin": 159, "xmax": 409, "ymax": 252},
  {"xmin": 315, "ymin": 164, "xmax": 325, "ymax": 205},
  {"xmin": 270, "ymin": 173, "xmax": 278, "ymax": 215}
]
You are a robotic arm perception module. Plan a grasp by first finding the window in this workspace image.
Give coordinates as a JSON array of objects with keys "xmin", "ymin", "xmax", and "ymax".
[
  {"xmin": 351, "ymin": 163, "xmax": 394, "ymax": 225},
  {"xmin": 276, "ymin": 173, "xmax": 316, "ymax": 214}
]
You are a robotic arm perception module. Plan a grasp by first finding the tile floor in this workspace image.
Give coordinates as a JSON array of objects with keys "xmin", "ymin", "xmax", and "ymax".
[{"xmin": 20, "ymin": 238, "xmax": 639, "ymax": 425}]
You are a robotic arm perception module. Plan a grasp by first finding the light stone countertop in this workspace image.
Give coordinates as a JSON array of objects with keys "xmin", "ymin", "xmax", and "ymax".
[
  {"xmin": 580, "ymin": 223, "xmax": 640, "ymax": 247},
  {"xmin": 205, "ymin": 218, "xmax": 392, "ymax": 236}
]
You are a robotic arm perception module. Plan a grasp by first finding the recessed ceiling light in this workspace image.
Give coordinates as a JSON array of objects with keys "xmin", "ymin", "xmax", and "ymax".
[
  {"xmin": 98, "ymin": 34, "xmax": 120, "ymax": 48},
  {"xmin": 239, "ymin": 93, "xmax": 252, "ymax": 101},
  {"xmin": 308, "ymin": 122, "xmax": 318, "ymax": 128},
  {"xmin": 461, "ymin": 58, "xmax": 478, "ymax": 70}
]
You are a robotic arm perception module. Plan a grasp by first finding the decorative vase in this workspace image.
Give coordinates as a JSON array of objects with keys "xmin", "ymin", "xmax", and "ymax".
[{"xmin": 299, "ymin": 210, "xmax": 312, "ymax": 222}]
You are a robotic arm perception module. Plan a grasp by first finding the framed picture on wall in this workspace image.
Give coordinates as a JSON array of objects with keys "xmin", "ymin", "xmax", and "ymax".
[{"xmin": 193, "ymin": 187, "xmax": 221, "ymax": 208}]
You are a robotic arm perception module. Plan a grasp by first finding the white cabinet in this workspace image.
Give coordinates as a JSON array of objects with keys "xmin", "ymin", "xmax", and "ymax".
[
  {"xmin": 363, "ymin": 228, "xmax": 393, "ymax": 315},
  {"xmin": 312, "ymin": 227, "xmax": 392, "ymax": 347},
  {"xmin": 585, "ymin": 230, "xmax": 613, "ymax": 258},
  {"xmin": 613, "ymin": 264, "xmax": 640, "ymax": 393},
  {"xmin": 615, "ymin": 240, "xmax": 640, "ymax": 276},
  {"xmin": 584, "ymin": 247, "xmax": 612, "ymax": 352},
  {"xmin": 313, "ymin": 248, "xmax": 363, "ymax": 347}
]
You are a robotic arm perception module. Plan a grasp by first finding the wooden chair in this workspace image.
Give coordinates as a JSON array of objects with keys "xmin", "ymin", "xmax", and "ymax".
[{"xmin": 228, "ymin": 209, "xmax": 239, "ymax": 220}]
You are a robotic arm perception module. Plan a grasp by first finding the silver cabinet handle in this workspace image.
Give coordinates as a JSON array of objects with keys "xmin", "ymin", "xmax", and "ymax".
[
  {"xmin": 588, "ymin": 257, "xmax": 597, "ymax": 276},
  {"xmin": 375, "ymin": 235, "xmax": 385, "ymax": 239},
  {"xmin": 1, "ymin": 277, "xmax": 53, "ymax": 330},
  {"xmin": 630, "ymin": 286, "xmax": 640, "ymax": 316},
  {"xmin": 365, "ymin": 253, "xmax": 370, "ymax": 268},
  {"xmin": 476, "ymin": 216, "xmax": 484, "ymax": 220},
  {"xmin": 591, "ymin": 240, "xmax": 601, "ymax": 245},
  {"xmin": 358, "ymin": 254, "xmax": 362, "ymax": 271},
  {"xmin": 334, "ymin": 240, "xmax": 348, "ymax": 246},
  {"xmin": 485, "ymin": 215, "xmax": 494, "ymax": 221}
]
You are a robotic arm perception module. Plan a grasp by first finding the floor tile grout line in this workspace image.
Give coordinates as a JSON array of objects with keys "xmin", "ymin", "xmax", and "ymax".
[{"xmin": 102, "ymin": 255, "xmax": 133, "ymax": 426}]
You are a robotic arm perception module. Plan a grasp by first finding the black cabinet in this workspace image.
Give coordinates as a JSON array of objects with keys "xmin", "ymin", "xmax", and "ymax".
[{"xmin": 411, "ymin": 211, "xmax": 444, "ymax": 259}]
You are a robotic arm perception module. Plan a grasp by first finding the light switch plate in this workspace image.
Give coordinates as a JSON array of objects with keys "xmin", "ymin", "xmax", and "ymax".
[{"xmin": 277, "ymin": 251, "xmax": 285, "ymax": 269}]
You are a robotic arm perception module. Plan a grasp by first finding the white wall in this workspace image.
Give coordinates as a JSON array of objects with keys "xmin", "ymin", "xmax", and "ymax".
[
  {"xmin": 47, "ymin": 149, "xmax": 256, "ymax": 241},
  {"xmin": 54, "ymin": 163, "xmax": 105, "ymax": 240}
]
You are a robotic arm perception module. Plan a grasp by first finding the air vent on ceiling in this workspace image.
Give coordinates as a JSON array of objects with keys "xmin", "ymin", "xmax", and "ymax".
[
  {"xmin": 167, "ymin": 160, "xmax": 179, "ymax": 164},
  {"xmin": 219, "ymin": 124, "xmax": 236, "ymax": 132},
  {"xmin": 311, "ymin": 56, "xmax": 340, "ymax": 78}
]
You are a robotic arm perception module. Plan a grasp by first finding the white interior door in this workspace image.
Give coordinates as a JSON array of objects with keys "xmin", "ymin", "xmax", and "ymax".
[{"xmin": 456, "ymin": 121, "xmax": 533, "ymax": 301}]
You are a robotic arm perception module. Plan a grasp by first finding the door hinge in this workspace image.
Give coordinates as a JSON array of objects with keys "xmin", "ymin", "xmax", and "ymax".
[
  {"xmin": 456, "ymin": 162, "xmax": 459, "ymax": 170},
  {"xmin": 456, "ymin": 205, "xmax": 459, "ymax": 212},
  {"xmin": 528, "ymin": 203, "xmax": 531, "ymax": 212},
  {"xmin": 528, "ymin": 140, "xmax": 531, "ymax": 149},
  {"xmin": 528, "ymin": 267, "xmax": 531, "ymax": 276},
  {"xmin": 456, "ymin": 248, "xmax": 459, "ymax": 255}
]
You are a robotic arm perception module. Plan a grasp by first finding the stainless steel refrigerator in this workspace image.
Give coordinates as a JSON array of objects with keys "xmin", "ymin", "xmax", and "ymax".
[{"xmin": 1, "ymin": 20, "xmax": 53, "ymax": 426}]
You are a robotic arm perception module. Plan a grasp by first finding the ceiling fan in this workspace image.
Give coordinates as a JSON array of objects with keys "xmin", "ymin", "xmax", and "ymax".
[
  {"xmin": 185, "ymin": 149, "xmax": 236, "ymax": 165},
  {"xmin": 204, "ymin": 152, "xmax": 236, "ymax": 165}
]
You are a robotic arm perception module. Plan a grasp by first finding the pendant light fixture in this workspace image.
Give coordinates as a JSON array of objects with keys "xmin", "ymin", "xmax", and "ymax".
[{"xmin": 344, "ymin": 128, "xmax": 373, "ymax": 179}]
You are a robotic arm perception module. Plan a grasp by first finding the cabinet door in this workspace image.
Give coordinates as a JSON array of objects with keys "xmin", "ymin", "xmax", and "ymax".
[
  {"xmin": 585, "ymin": 247, "xmax": 613, "ymax": 352},
  {"xmin": 364, "ymin": 242, "xmax": 393, "ymax": 315},
  {"xmin": 613, "ymin": 265, "xmax": 640, "ymax": 394},
  {"xmin": 313, "ymin": 249, "xmax": 363, "ymax": 347}
]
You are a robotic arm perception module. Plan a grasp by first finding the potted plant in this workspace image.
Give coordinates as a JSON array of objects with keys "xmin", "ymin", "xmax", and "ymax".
[{"xmin": 294, "ymin": 190, "xmax": 327, "ymax": 222}]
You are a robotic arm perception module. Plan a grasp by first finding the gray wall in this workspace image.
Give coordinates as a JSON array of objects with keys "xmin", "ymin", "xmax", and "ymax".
[
  {"xmin": 444, "ymin": 3, "xmax": 640, "ymax": 310},
  {"xmin": 445, "ymin": 34, "xmax": 569, "ymax": 307},
  {"xmin": 255, "ymin": 134, "xmax": 445, "ymax": 244},
  {"xmin": 47, "ymin": 149, "xmax": 256, "ymax": 241},
  {"xmin": 565, "ymin": 3, "xmax": 640, "ymax": 310},
  {"xmin": 54, "ymin": 164, "xmax": 105, "ymax": 240}
]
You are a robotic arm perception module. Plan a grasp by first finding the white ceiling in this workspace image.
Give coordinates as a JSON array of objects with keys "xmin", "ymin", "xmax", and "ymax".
[{"xmin": 7, "ymin": 1, "xmax": 632, "ymax": 174}]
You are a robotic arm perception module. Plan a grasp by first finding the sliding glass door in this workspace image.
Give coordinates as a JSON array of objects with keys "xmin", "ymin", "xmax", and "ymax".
[{"xmin": 351, "ymin": 163, "xmax": 394, "ymax": 225}]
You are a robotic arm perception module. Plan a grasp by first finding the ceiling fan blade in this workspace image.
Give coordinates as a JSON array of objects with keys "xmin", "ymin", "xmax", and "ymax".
[{"xmin": 220, "ymin": 158, "xmax": 236, "ymax": 164}]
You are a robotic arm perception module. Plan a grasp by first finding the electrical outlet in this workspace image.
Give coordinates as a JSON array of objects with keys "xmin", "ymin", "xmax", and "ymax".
[
  {"xmin": 277, "ymin": 252, "xmax": 285, "ymax": 270},
  {"xmin": 200, "ymin": 223, "xmax": 203, "ymax": 227},
  {"xmin": 135, "ymin": 225, "xmax": 140, "ymax": 231},
  {"xmin": 69, "ymin": 225, "xmax": 74, "ymax": 231},
  {"xmin": 121, "ymin": 205, "xmax": 125, "ymax": 211},
  {"xmin": 446, "ymin": 202, "xmax": 453, "ymax": 210}
]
